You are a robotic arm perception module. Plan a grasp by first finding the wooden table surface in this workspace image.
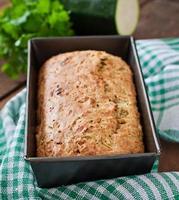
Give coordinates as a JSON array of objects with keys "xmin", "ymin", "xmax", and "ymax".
[{"xmin": 0, "ymin": 0, "xmax": 179, "ymax": 172}]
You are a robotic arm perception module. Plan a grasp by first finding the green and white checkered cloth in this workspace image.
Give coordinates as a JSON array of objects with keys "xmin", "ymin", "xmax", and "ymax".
[
  {"xmin": 136, "ymin": 38, "xmax": 179, "ymax": 142},
  {"xmin": 0, "ymin": 38, "xmax": 179, "ymax": 199}
]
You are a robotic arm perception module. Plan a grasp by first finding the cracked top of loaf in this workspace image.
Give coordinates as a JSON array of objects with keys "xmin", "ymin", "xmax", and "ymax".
[{"xmin": 36, "ymin": 50, "xmax": 144, "ymax": 157}]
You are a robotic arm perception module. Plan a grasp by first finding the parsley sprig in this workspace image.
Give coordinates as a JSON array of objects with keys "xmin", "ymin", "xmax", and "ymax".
[{"xmin": 0, "ymin": 0, "xmax": 74, "ymax": 78}]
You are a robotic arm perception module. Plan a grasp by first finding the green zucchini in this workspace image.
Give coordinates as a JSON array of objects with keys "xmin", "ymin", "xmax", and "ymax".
[{"xmin": 61, "ymin": 0, "xmax": 140, "ymax": 35}]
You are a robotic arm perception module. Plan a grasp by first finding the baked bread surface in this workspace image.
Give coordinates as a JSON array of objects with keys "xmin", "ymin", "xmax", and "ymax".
[{"xmin": 37, "ymin": 50, "xmax": 144, "ymax": 157}]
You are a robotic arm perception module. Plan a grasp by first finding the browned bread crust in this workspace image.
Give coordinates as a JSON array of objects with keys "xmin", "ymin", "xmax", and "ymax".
[{"xmin": 37, "ymin": 50, "xmax": 144, "ymax": 157}]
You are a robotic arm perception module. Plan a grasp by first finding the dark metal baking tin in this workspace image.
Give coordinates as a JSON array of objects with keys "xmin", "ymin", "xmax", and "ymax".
[{"xmin": 25, "ymin": 36, "xmax": 160, "ymax": 188}]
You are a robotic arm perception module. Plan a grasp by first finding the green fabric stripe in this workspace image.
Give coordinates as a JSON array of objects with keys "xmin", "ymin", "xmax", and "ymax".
[
  {"xmin": 147, "ymin": 174, "xmax": 168, "ymax": 199},
  {"xmin": 97, "ymin": 181, "xmax": 121, "ymax": 199},
  {"xmin": 149, "ymin": 85, "xmax": 179, "ymax": 96},
  {"xmin": 143, "ymin": 53, "xmax": 162, "ymax": 70},
  {"xmin": 162, "ymin": 174, "xmax": 179, "ymax": 194},
  {"xmin": 158, "ymin": 129, "xmax": 179, "ymax": 143},
  {"xmin": 117, "ymin": 178, "xmax": 143, "ymax": 200},
  {"xmin": 162, "ymin": 54, "xmax": 179, "ymax": 64},
  {"xmin": 134, "ymin": 177, "xmax": 156, "ymax": 199},
  {"xmin": 157, "ymin": 68, "xmax": 179, "ymax": 76},
  {"xmin": 101, "ymin": 181, "xmax": 123, "ymax": 199},
  {"xmin": 137, "ymin": 45, "xmax": 169, "ymax": 52},
  {"xmin": 152, "ymin": 101, "xmax": 179, "ymax": 111},
  {"xmin": 0, "ymin": 115, "xmax": 6, "ymax": 161},
  {"xmin": 162, "ymin": 38, "xmax": 179, "ymax": 45},
  {"xmin": 150, "ymin": 94, "xmax": 179, "ymax": 105},
  {"xmin": 146, "ymin": 53, "xmax": 179, "ymax": 75},
  {"xmin": 137, "ymin": 38, "xmax": 179, "ymax": 49},
  {"xmin": 172, "ymin": 172, "xmax": 179, "ymax": 179},
  {"xmin": 148, "ymin": 76, "xmax": 179, "ymax": 88},
  {"xmin": 110, "ymin": 184, "xmax": 128, "ymax": 199},
  {"xmin": 136, "ymin": 40, "xmax": 165, "ymax": 48},
  {"xmin": 151, "ymin": 159, "xmax": 159, "ymax": 173}
]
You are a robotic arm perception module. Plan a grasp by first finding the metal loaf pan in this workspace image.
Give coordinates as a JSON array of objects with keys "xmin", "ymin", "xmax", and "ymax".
[{"xmin": 25, "ymin": 36, "xmax": 160, "ymax": 188}]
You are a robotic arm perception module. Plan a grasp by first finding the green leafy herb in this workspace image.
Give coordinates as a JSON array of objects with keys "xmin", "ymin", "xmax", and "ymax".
[{"xmin": 0, "ymin": 0, "xmax": 74, "ymax": 79}]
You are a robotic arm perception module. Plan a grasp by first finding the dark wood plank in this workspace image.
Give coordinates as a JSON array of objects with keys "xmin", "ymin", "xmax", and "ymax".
[
  {"xmin": 0, "ymin": 0, "xmax": 5, "ymax": 7},
  {"xmin": 140, "ymin": 0, "xmax": 153, "ymax": 7},
  {"xmin": 0, "ymin": 0, "xmax": 8, "ymax": 7},
  {"xmin": 0, "ymin": 65, "xmax": 26, "ymax": 100},
  {"xmin": 0, "ymin": 86, "xmax": 25, "ymax": 109},
  {"xmin": 159, "ymin": 138, "xmax": 179, "ymax": 172},
  {"xmin": 135, "ymin": 0, "xmax": 179, "ymax": 39}
]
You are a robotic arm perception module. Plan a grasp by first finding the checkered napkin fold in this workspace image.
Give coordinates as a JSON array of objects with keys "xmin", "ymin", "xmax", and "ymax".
[{"xmin": 0, "ymin": 39, "xmax": 179, "ymax": 199}]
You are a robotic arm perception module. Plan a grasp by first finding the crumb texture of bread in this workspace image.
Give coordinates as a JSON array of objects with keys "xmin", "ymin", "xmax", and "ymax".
[{"xmin": 37, "ymin": 50, "xmax": 144, "ymax": 157}]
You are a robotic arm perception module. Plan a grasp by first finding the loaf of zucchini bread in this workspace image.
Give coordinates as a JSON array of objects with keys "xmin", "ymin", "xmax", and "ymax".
[{"xmin": 36, "ymin": 50, "xmax": 144, "ymax": 157}]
